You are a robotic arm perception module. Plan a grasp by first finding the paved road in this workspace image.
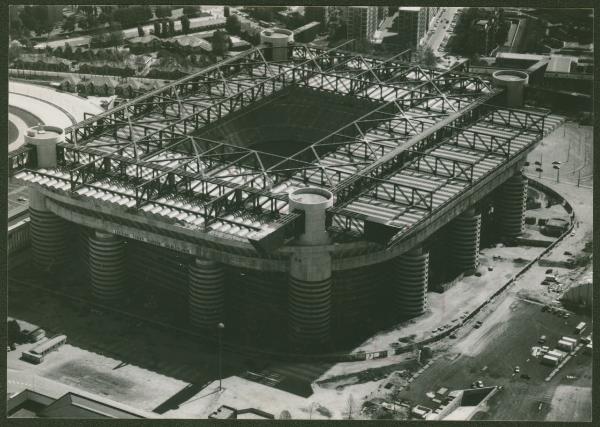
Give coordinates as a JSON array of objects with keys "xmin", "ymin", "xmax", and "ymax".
[
  {"xmin": 9, "ymin": 80, "xmax": 104, "ymax": 124},
  {"xmin": 34, "ymin": 14, "xmax": 226, "ymax": 50},
  {"xmin": 425, "ymin": 7, "xmax": 461, "ymax": 55},
  {"xmin": 9, "ymin": 68, "xmax": 171, "ymax": 83}
]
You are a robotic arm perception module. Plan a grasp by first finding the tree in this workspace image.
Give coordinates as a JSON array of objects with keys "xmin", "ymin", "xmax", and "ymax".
[
  {"xmin": 112, "ymin": 6, "xmax": 152, "ymax": 29},
  {"xmin": 155, "ymin": 6, "xmax": 172, "ymax": 19},
  {"xmin": 138, "ymin": 25, "xmax": 144, "ymax": 37},
  {"xmin": 10, "ymin": 19, "xmax": 24, "ymax": 39},
  {"xmin": 8, "ymin": 42, "xmax": 21, "ymax": 63},
  {"xmin": 181, "ymin": 15, "xmax": 190, "ymax": 35},
  {"xmin": 225, "ymin": 15, "xmax": 241, "ymax": 36},
  {"xmin": 90, "ymin": 30, "xmax": 108, "ymax": 48},
  {"xmin": 279, "ymin": 410, "xmax": 292, "ymax": 420},
  {"xmin": 63, "ymin": 42, "xmax": 73, "ymax": 59},
  {"xmin": 108, "ymin": 22, "xmax": 124, "ymax": 47},
  {"xmin": 211, "ymin": 29, "xmax": 230, "ymax": 57},
  {"xmin": 418, "ymin": 46, "xmax": 438, "ymax": 68},
  {"xmin": 494, "ymin": 21, "xmax": 509, "ymax": 47},
  {"xmin": 224, "ymin": 6, "xmax": 230, "ymax": 18},
  {"xmin": 19, "ymin": 5, "xmax": 51, "ymax": 36},
  {"xmin": 168, "ymin": 20, "xmax": 175, "ymax": 36},
  {"xmin": 63, "ymin": 16, "xmax": 76, "ymax": 33},
  {"xmin": 153, "ymin": 21, "xmax": 161, "ymax": 36}
]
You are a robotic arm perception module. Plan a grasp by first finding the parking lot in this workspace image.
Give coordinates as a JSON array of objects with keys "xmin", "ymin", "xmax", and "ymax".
[{"xmin": 395, "ymin": 294, "xmax": 592, "ymax": 420}]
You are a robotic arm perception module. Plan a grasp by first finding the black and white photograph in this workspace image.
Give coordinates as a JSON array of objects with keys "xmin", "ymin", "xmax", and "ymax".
[{"xmin": 5, "ymin": 2, "xmax": 594, "ymax": 421}]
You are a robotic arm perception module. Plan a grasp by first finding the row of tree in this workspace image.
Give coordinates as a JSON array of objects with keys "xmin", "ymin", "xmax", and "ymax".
[{"xmin": 78, "ymin": 63, "xmax": 135, "ymax": 77}]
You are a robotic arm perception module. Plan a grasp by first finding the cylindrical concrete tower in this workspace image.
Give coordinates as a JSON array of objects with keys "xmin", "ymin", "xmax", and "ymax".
[
  {"xmin": 395, "ymin": 247, "xmax": 430, "ymax": 319},
  {"xmin": 492, "ymin": 70, "xmax": 529, "ymax": 108},
  {"xmin": 188, "ymin": 257, "xmax": 225, "ymax": 330},
  {"xmin": 260, "ymin": 28, "xmax": 294, "ymax": 62},
  {"xmin": 449, "ymin": 208, "xmax": 482, "ymax": 275},
  {"xmin": 288, "ymin": 187, "xmax": 334, "ymax": 246},
  {"xmin": 29, "ymin": 187, "xmax": 67, "ymax": 272},
  {"xmin": 89, "ymin": 231, "xmax": 127, "ymax": 302},
  {"xmin": 25, "ymin": 125, "xmax": 64, "ymax": 168},
  {"xmin": 288, "ymin": 187, "xmax": 334, "ymax": 350},
  {"xmin": 496, "ymin": 173, "xmax": 528, "ymax": 238}
]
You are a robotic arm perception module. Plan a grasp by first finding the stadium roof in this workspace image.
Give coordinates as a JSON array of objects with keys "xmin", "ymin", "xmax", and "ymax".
[{"xmin": 12, "ymin": 43, "xmax": 563, "ymax": 250}]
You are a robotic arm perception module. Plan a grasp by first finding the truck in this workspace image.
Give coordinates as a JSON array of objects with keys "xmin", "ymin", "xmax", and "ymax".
[
  {"xmin": 557, "ymin": 339, "xmax": 574, "ymax": 352},
  {"xmin": 541, "ymin": 355, "xmax": 559, "ymax": 366},
  {"xmin": 561, "ymin": 336, "xmax": 577, "ymax": 345},
  {"xmin": 548, "ymin": 349, "xmax": 566, "ymax": 361},
  {"xmin": 575, "ymin": 322, "xmax": 587, "ymax": 335}
]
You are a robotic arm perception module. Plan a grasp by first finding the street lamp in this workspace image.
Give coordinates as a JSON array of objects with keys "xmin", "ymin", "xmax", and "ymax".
[{"xmin": 217, "ymin": 322, "xmax": 225, "ymax": 391}]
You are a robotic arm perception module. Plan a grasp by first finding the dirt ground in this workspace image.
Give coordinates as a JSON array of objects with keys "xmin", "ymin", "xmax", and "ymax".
[{"xmin": 545, "ymin": 385, "xmax": 592, "ymax": 421}]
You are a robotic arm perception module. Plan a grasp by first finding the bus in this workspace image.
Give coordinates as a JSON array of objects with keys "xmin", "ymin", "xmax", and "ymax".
[
  {"xmin": 22, "ymin": 334, "xmax": 67, "ymax": 364},
  {"xmin": 575, "ymin": 322, "xmax": 587, "ymax": 335}
]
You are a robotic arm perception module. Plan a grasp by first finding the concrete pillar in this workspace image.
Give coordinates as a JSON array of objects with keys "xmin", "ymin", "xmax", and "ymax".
[
  {"xmin": 89, "ymin": 231, "xmax": 127, "ymax": 302},
  {"xmin": 449, "ymin": 208, "xmax": 481, "ymax": 275},
  {"xmin": 188, "ymin": 257, "xmax": 225, "ymax": 330},
  {"xmin": 29, "ymin": 187, "xmax": 67, "ymax": 272},
  {"xmin": 288, "ymin": 187, "xmax": 334, "ymax": 350},
  {"xmin": 395, "ymin": 247, "xmax": 429, "ymax": 319},
  {"xmin": 496, "ymin": 173, "xmax": 528, "ymax": 238}
]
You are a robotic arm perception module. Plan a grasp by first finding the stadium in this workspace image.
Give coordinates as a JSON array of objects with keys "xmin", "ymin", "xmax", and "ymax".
[{"xmin": 10, "ymin": 32, "xmax": 564, "ymax": 353}]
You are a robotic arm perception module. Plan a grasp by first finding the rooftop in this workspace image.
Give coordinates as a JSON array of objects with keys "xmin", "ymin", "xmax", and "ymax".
[
  {"xmin": 8, "ymin": 389, "xmax": 146, "ymax": 418},
  {"xmin": 11, "ymin": 44, "xmax": 564, "ymax": 251}
]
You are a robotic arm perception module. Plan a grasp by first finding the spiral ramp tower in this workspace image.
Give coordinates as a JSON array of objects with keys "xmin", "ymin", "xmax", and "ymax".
[
  {"xmin": 29, "ymin": 188, "xmax": 67, "ymax": 272},
  {"xmin": 288, "ymin": 187, "xmax": 334, "ymax": 350},
  {"xmin": 88, "ymin": 231, "xmax": 127, "ymax": 303},
  {"xmin": 395, "ymin": 248, "xmax": 430, "ymax": 319},
  {"xmin": 449, "ymin": 209, "xmax": 482, "ymax": 275},
  {"xmin": 188, "ymin": 258, "xmax": 225, "ymax": 330},
  {"xmin": 289, "ymin": 268, "xmax": 332, "ymax": 348},
  {"xmin": 496, "ymin": 173, "xmax": 528, "ymax": 238}
]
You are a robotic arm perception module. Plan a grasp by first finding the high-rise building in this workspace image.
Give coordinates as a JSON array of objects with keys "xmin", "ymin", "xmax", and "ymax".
[
  {"xmin": 396, "ymin": 7, "xmax": 439, "ymax": 50},
  {"xmin": 338, "ymin": 6, "xmax": 380, "ymax": 43},
  {"xmin": 305, "ymin": 5, "xmax": 329, "ymax": 30}
]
